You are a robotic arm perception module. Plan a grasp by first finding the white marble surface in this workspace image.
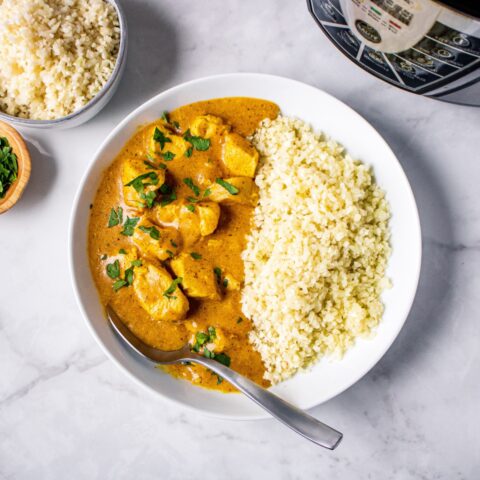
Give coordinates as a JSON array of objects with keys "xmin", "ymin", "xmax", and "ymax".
[{"xmin": 1, "ymin": 0, "xmax": 479, "ymax": 478}]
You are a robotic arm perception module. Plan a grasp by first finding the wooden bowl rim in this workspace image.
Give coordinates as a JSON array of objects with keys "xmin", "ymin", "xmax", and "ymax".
[{"xmin": 0, "ymin": 120, "xmax": 31, "ymax": 214}]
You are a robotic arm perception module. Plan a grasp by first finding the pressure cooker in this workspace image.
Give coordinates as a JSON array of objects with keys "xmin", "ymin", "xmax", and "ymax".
[{"xmin": 308, "ymin": 0, "xmax": 480, "ymax": 105}]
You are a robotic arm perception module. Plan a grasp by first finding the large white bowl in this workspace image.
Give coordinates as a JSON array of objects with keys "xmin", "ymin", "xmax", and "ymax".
[{"xmin": 69, "ymin": 73, "xmax": 421, "ymax": 420}]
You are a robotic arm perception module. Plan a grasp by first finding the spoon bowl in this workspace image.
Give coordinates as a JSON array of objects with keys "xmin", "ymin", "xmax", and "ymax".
[{"xmin": 107, "ymin": 305, "xmax": 343, "ymax": 450}]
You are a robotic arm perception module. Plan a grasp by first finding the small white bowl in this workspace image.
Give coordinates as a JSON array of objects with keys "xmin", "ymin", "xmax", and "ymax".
[
  {"xmin": 0, "ymin": 0, "xmax": 127, "ymax": 130},
  {"xmin": 69, "ymin": 73, "xmax": 421, "ymax": 419}
]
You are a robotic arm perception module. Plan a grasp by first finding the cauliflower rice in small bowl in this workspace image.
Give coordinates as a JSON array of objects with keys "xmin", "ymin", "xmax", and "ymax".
[{"xmin": 0, "ymin": 0, "xmax": 127, "ymax": 129}]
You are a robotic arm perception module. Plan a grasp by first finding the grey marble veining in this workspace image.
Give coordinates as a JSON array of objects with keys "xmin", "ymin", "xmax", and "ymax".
[{"xmin": 1, "ymin": 0, "xmax": 479, "ymax": 478}]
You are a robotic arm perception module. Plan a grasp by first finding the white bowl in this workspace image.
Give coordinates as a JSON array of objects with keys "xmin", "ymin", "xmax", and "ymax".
[{"xmin": 69, "ymin": 73, "xmax": 421, "ymax": 420}]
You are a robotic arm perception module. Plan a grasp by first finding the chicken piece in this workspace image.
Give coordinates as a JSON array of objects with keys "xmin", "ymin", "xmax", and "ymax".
[
  {"xmin": 122, "ymin": 157, "xmax": 165, "ymax": 209},
  {"xmin": 133, "ymin": 218, "xmax": 181, "ymax": 262},
  {"xmin": 222, "ymin": 132, "xmax": 259, "ymax": 178},
  {"xmin": 133, "ymin": 261, "xmax": 189, "ymax": 322},
  {"xmin": 145, "ymin": 124, "xmax": 189, "ymax": 159},
  {"xmin": 153, "ymin": 201, "xmax": 220, "ymax": 246},
  {"xmin": 196, "ymin": 202, "xmax": 221, "ymax": 236},
  {"xmin": 171, "ymin": 253, "xmax": 221, "ymax": 300},
  {"xmin": 207, "ymin": 177, "xmax": 259, "ymax": 206},
  {"xmin": 190, "ymin": 115, "xmax": 230, "ymax": 139}
]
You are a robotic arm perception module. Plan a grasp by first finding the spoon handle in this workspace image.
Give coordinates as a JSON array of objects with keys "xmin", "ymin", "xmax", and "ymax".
[{"xmin": 186, "ymin": 354, "xmax": 343, "ymax": 450}]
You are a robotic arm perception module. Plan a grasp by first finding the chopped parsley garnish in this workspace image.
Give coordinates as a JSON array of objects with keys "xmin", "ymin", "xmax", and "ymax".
[
  {"xmin": 215, "ymin": 178, "xmax": 239, "ymax": 195},
  {"xmin": 207, "ymin": 326, "xmax": 216, "ymax": 339},
  {"xmin": 125, "ymin": 171, "xmax": 159, "ymax": 189},
  {"xmin": 139, "ymin": 225, "xmax": 160, "ymax": 240},
  {"xmin": 0, "ymin": 136, "xmax": 18, "ymax": 199},
  {"xmin": 213, "ymin": 267, "xmax": 222, "ymax": 284},
  {"xmin": 185, "ymin": 147, "xmax": 193, "ymax": 158},
  {"xmin": 161, "ymin": 111, "xmax": 169, "ymax": 123},
  {"xmin": 214, "ymin": 353, "xmax": 231, "ymax": 367},
  {"xmin": 183, "ymin": 177, "xmax": 200, "ymax": 196},
  {"xmin": 166, "ymin": 249, "xmax": 174, "ymax": 258},
  {"xmin": 113, "ymin": 279, "xmax": 128, "ymax": 291},
  {"xmin": 203, "ymin": 188, "xmax": 212, "ymax": 198},
  {"xmin": 186, "ymin": 196, "xmax": 199, "ymax": 203},
  {"xmin": 153, "ymin": 127, "xmax": 172, "ymax": 151},
  {"xmin": 190, "ymin": 252, "xmax": 202, "ymax": 260},
  {"xmin": 109, "ymin": 260, "xmax": 142, "ymax": 292},
  {"xmin": 237, "ymin": 317, "xmax": 243, "ymax": 324},
  {"xmin": 170, "ymin": 240, "xmax": 178, "ymax": 248},
  {"xmin": 161, "ymin": 151, "xmax": 175, "ymax": 161},
  {"xmin": 108, "ymin": 206, "xmax": 123, "ymax": 227},
  {"xmin": 186, "ymin": 204, "xmax": 195, "ymax": 213},
  {"xmin": 101, "ymin": 254, "xmax": 107, "ymax": 260},
  {"xmin": 191, "ymin": 326, "xmax": 231, "ymax": 367},
  {"xmin": 158, "ymin": 182, "xmax": 177, "ymax": 207},
  {"xmin": 121, "ymin": 217, "xmax": 140, "ymax": 236},
  {"xmin": 106, "ymin": 259, "xmax": 120, "ymax": 279},
  {"xmin": 163, "ymin": 277, "xmax": 183, "ymax": 299},
  {"xmin": 119, "ymin": 248, "xmax": 127, "ymax": 255},
  {"xmin": 223, "ymin": 278, "xmax": 229, "ymax": 288},
  {"xmin": 125, "ymin": 172, "xmax": 159, "ymax": 208},
  {"xmin": 183, "ymin": 129, "xmax": 211, "ymax": 151},
  {"xmin": 172, "ymin": 121, "xmax": 180, "ymax": 129}
]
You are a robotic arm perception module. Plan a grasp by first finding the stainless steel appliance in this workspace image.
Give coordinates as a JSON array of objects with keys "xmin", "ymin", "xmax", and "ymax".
[{"xmin": 307, "ymin": 0, "xmax": 480, "ymax": 105}]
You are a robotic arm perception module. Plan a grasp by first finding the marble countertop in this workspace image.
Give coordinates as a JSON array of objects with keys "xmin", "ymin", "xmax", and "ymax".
[{"xmin": 1, "ymin": 0, "xmax": 479, "ymax": 478}]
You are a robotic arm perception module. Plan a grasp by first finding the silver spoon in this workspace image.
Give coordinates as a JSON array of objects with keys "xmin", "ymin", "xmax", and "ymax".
[{"xmin": 107, "ymin": 306, "xmax": 343, "ymax": 450}]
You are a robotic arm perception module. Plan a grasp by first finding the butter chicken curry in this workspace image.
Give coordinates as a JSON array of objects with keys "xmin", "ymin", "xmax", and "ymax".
[{"xmin": 88, "ymin": 97, "xmax": 279, "ymax": 392}]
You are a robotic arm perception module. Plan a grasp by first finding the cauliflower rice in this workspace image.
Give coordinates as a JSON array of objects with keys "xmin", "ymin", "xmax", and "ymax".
[
  {"xmin": 0, "ymin": 0, "xmax": 120, "ymax": 120},
  {"xmin": 242, "ymin": 116, "xmax": 391, "ymax": 384}
]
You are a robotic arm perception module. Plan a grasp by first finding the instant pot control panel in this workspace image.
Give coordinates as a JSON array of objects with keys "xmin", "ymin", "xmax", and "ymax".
[{"xmin": 307, "ymin": 0, "xmax": 480, "ymax": 98}]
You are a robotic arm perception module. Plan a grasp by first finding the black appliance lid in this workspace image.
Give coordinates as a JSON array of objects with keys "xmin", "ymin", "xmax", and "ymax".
[{"xmin": 435, "ymin": 0, "xmax": 480, "ymax": 19}]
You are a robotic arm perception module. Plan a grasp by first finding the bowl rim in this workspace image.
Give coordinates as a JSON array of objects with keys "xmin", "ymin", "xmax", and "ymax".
[
  {"xmin": 0, "ymin": 0, "xmax": 127, "ymax": 127},
  {"xmin": 69, "ymin": 72, "xmax": 422, "ymax": 419}
]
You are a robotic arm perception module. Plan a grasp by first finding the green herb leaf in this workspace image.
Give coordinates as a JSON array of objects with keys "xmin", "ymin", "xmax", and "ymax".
[
  {"xmin": 153, "ymin": 127, "xmax": 172, "ymax": 151},
  {"xmin": 170, "ymin": 240, "xmax": 178, "ymax": 248},
  {"xmin": 190, "ymin": 252, "xmax": 202, "ymax": 260},
  {"xmin": 119, "ymin": 248, "xmax": 127, "ymax": 255},
  {"xmin": 213, "ymin": 267, "xmax": 222, "ymax": 284},
  {"xmin": 186, "ymin": 204, "xmax": 195, "ymax": 213},
  {"xmin": 106, "ymin": 259, "xmax": 121, "ymax": 279},
  {"xmin": 214, "ymin": 352, "xmax": 231, "ymax": 367},
  {"xmin": 215, "ymin": 178, "xmax": 239, "ymax": 195},
  {"xmin": 131, "ymin": 259, "xmax": 143, "ymax": 267},
  {"xmin": 163, "ymin": 277, "xmax": 183, "ymax": 299},
  {"xmin": 108, "ymin": 206, "xmax": 123, "ymax": 227},
  {"xmin": 161, "ymin": 151, "xmax": 175, "ymax": 161},
  {"xmin": 185, "ymin": 147, "xmax": 193, "ymax": 158},
  {"xmin": 166, "ymin": 249, "xmax": 174, "ymax": 258},
  {"xmin": 203, "ymin": 188, "xmax": 212, "ymax": 198},
  {"xmin": 183, "ymin": 129, "xmax": 211, "ymax": 151},
  {"xmin": 113, "ymin": 279, "xmax": 128, "ymax": 291},
  {"xmin": 124, "ymin": 266, "xmax": 134, "ymax": 286},
  {"xmin": 195, "ymin": 331, "xmax": 209, "ymax": 347},
  {"xmin": 237, "ymin": 317, "xmax": 243, "ymax": 324},
  {"xmin": 223, "ymin": 278, "xmax": 229, "ymax": 288},
  {"xmin": 121, "ymin": 217, "xmax": 140, "ymax": 236},
  {"xmin": 161, "ymin": 111, "xmax": 169, "ymax": 123},
  {"xmin": 101, "ymin": 254, "xmax": 107, "ymax": 260},
  {"xmin": 207, "ymin": 326, "xmax": 216, "ymax": 339},
  {"xmin": 139, "ymin": 225, "xmax": 161, "ymax": 240},
  {"xmin": 125, "ymin": 172, "xmax": 159, "ymax": 189},
  {"xmin": 183, "ymin": 177, "xmax": 200, "ymax": 196}
]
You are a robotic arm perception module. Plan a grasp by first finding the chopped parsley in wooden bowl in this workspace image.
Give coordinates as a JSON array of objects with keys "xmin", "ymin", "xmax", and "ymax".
[{"xmin": 0, "ymin": 120, "xmax": 31, "ymax": 214}]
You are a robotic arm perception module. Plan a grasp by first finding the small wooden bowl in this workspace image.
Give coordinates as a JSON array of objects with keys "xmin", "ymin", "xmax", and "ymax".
[{"xmin": 0, "ymin": 120, "xmax": 31, "ymax": 214}]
